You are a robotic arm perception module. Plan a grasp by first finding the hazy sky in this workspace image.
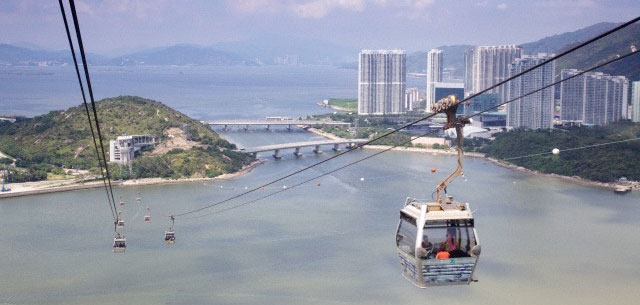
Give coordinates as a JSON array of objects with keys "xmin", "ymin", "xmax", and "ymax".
[{"xmin": 2, "ymin": 0, "xmax": 639, "ymax": 54}]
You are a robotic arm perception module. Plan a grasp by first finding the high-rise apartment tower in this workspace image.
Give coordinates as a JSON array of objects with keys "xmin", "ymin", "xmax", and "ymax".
[
  {"xmin": 425, "ymin": 49, "xmax": 443, "ymax": 112},
  {"xmin": 560, "ymin": 69, "xmax": 629, "ymax": 125},
  {"xmin": 507, "ymin": 54, "xmax": 555, "ymax": 129},
  {"xmin": 631, "ymin": 81, "xmax": 640, "ymax": 123},
  {"xmin": 358, "ymin": 50, "xmax": 406, "ymax": 115},
  {"xmin": 468, "ymin": 45, "xmax": 523, "ymax": 104}
]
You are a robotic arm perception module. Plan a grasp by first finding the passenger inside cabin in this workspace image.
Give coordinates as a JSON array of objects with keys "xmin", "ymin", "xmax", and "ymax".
[
  {"xmin": 435, "ymin": 245, "xmax": 450, "ymax": 260},
  {"xmin": 444, "ymin": 228, "xmax": 458, "ymax": 251},
  {"xmin": 422, "ymin": 235, "xmax": 433, "ymax": 251},
  {"xmin": 416, "ymin": 247, "xmax": 427, "ymax": 259}
]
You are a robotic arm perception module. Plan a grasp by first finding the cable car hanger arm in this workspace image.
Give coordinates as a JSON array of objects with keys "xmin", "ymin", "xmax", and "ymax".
[{"xmin": 431, "ymin": 95, "xmax": 470, "ymax": 205}]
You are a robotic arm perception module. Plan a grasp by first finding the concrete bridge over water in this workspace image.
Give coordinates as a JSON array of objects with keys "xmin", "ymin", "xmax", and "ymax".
[
  {"xmin": 202, "ymin": 119, "xmax": 350, "ymax": 130},
  {"xmin": 237, "ymin": 139, "xmax": 368, "ymax": 159}
]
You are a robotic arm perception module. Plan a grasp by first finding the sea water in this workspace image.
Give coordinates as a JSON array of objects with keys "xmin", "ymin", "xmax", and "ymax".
[{"xmin": 1, "ymin": 66, "xmax": 639, "ymax": 304}]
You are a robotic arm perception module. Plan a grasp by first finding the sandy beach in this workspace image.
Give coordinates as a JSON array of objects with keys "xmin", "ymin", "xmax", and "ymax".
[{"xmin": 0, "ymin": 160, "xmax": 262, "ymax": 199}]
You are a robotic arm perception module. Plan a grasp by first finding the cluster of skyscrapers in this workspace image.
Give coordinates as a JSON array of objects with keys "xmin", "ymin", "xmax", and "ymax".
[
  {"xmin": 460, "ymin": 46, "xmax": 630, "ymax": 129},
  {"xmin": 357, "ymin": 46, "xmax": 635, "ymax": 130}
]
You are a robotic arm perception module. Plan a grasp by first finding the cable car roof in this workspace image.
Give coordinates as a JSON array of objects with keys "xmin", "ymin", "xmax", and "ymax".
[{"xmin": 400, "ymin": 198, "xmax": 474, "ymax": 222}]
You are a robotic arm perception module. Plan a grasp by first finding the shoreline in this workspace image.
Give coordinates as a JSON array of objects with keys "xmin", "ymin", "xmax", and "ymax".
[
  {"xmin": 4, "ymin": 126, "xmax": 636, "ymax": 198},
  {"xmin": 486, "ymin": 157, "xmax": 638, "ymax": 192},
  {"xmin": 362, "ymin": 145, "xmax": 486, "ymax": 158},
  {"xmin": 315, "ymin": 101, "xmax": 353, "ymax": 112},
  {"xmin": 306, "ymin": 127, "xmax": 485, "ymax": 158},
  {"xmin": 0, "ymin": 160, "xmax": 262, "ymax": 199},
  {"xmin": 307, "ymin": 127, "xmax": 637, "ymax": 192}
]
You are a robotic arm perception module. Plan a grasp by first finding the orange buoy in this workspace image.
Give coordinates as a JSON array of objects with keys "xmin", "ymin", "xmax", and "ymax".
[
  {"xmin": 316, "ymin": 183, "xmax": 321, "ymax": 186},
  {"xmin": 431, "ymin": 168, "xmax": 436, "ymax": 173}
]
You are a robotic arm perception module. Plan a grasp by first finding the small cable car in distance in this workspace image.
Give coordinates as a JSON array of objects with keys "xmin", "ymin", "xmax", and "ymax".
[
  {"xmin": 116, "ymin": 210, "xmax": 124, "ymax": 228},
  {"xmin": 165, "ymin": 215, "xmax": 175, "ymax": 244},
  {"xmin": 113, "ymin": 232, "xmax": 126, "ymax": 253},
  {"xmin": 396, "ymin": 95, "xmax": 481, "ymax": 288},
  {"xmin": 144, "ymin": 207, "xmax": 151, "ymax": 223}
]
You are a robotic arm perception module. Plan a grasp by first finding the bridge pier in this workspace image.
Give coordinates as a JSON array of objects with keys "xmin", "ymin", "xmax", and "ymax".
[
  {"xmin": 244, "ymin": 125, "xmax": 249, "ymax": 131},
  {"xmin": 332, "ymin": 143, "xmax": 340, "ymax": 152},
  {"xmin": 251, "ymin": 152, "xmax": 257, "ymax": 158},
  {"xmin": 272, "ymin": 149, "xmax": 281, "ymax": 160},
  {"xmin": 313, "ymin": 145, "xmax": 322, "ymax": 154},
  {"xmin": 223, "ymin": 124, "xmax": 228, "ymax": 131},
  {"xmin": 293, "ymin": 147, "xmax": 302, "ymax": 157},
  {"xmin": 266, "ymin": 124, "xmax": 270, "ymax": 130},
  {"xmin": 287, "ymin": 124, "xmax": 291, "ymax": 131}
]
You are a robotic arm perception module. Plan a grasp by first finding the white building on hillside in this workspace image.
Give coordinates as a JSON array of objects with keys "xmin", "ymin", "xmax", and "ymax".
[{"xmin": 109, "ymin": 135, "xmax": 156, "ymax": 164}]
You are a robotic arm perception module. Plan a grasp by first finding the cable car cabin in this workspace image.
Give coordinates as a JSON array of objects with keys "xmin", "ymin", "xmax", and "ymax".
[
  {"xmin": 396, "ymin": 197, "xmax": 481, "ymax": 288},
  {"xmin": 144, "ymin": 215, "xmax": 151, "ymax": 223},
  {"xmin": 113, "ymin": 235, "xmax": 126, "ymax": 253},
  {"xmin": 164, "ymin": 231, "xmax": 175, "ymax": 244},
  {"xmin": 117, "ymin": 218, "xmax": 125, "ymax": 228}
]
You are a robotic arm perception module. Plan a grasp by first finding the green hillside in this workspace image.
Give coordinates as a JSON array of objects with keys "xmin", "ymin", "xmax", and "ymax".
[
  {"xmin": 328, "ymin": 98, "xmax": 357, "ymax": 111},
  {"xmin": 0, "ymin": 96, "xmax": 253, "ymax": 180},
  {"xmin": 482, "ymin": 122, "xmax": 640, "ymax": 182},
  {"xmin": 521, "ymin": 22, "xmax": 619, "ymax": 55}
]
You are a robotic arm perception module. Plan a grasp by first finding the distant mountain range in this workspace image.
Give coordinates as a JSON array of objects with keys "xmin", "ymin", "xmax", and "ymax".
[
  {"xmin": 406, "ymin": 22, "xmax": 638, "ymax": 81},
  {"xmin": 0, "ymin": 34, "xmax": 358, "ymax": 67},
  {"xmin": 554, "ymin": 23, "xmax": 640, "ymax": 81},
  {"xmin": 406, "ymin": 45, "xmax": 473, "ymax": 80},
  {"xmin": 1, "ymin": 22, "xmax": 637, "ymax": 81},
  {"xmin": 520, "ymin": 22, "xmax": 621, "ymax": 55}
]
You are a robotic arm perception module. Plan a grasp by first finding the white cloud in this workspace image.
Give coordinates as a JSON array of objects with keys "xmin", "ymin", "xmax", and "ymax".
[
  {"xmin": 496, "ymin": 3, "xmax": 507, "ymax": 10},
  {"xmin": 475, "ymin": 1, "xmax": 488, "ymax": 7},
  {"xmin": 291, "ymin": 0, "xmax": 434, "ymax": 19},
  {"xmin": 410, "ymin": 0, "xmax": 434, "ymax": 10},
  {"xmin": 536, "ymin": 0, "xmax": 597, "ymax": 9},
  {"xmin": 231, "ymin": 0, "xmax": 285, "ymax": 13},
  {"xmin": 75, "ymin": 0, "xmax": 175, "ymax": 22},
  {"xmin": 293, "ymin": 0, "xmax": 365, "ymax": 18}
]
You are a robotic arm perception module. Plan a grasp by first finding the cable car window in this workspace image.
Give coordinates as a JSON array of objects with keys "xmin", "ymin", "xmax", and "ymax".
[
  {"xmin": 396, "ymin": 213, "xmax": 417, "ymax": 256},
  {"xmin": 423, "ymin": 220, "xmax": 476, "ymax": 259}
]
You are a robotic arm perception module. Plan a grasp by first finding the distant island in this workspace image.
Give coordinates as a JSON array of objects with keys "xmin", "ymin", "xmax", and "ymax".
[{"xmin": 0, "ymin": 96, "xmax": 254, "ymax": 184}]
